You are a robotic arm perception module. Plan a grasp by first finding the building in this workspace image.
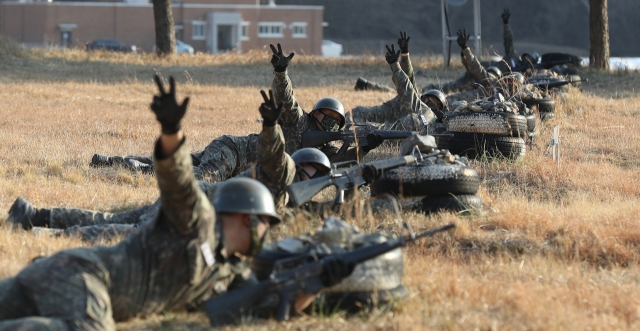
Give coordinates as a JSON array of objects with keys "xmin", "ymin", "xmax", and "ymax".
[{"xmin": 0, "ymin": 0, "xmax": 324, "ymax": 54}]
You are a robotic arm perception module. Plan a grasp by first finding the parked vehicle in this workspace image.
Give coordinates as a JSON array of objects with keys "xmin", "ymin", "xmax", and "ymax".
[
  {"xmin": 86, "ymin": 39, "xmax": 137, "ymax": 53},
  {"xmin": 322, "ymin": 40, "xmax": 343, "ymax": 57},
  {"xmin": 176, "ymin": 40, "xmax": 194, "ymax": 55}
]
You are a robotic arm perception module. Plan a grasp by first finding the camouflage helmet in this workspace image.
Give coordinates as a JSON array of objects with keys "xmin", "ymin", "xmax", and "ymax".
[
  {"xmin": 521, "ymin": 51, "xmax": 540, "ymax": 64},
  {"xmin": 311, "ymin": 98, "xmax": 346, "ymax": 129},
  {"xmin": 213, "ymin": 177, "xmax": 281, "ymax": 225},
  {"xmin": 421, "ymin": 89, "xmax": 447, "ymax": 110},
  {"xmin": 486, "ymin": 66, "xmax": 502, "ymax": 78},
  {"xmin": 506, "ymin": 72, "xmax": 526, "ymax": 84},
  {"xmin": 291, "ymin": 148, "xmax": 331, "ymax": 174}
]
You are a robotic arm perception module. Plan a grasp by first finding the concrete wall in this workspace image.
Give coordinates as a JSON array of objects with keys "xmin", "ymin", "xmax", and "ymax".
[{"xmin": 0, "ymin": 2, "xmax": 323, "ymax": 54}]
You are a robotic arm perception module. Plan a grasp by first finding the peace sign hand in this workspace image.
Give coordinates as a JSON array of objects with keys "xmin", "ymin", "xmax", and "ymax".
[
  {"xmin": 456, "ymin": 29, "xmax": 470, "ymax": 49},
  {"xmin": 385, "ymin": 44, "xmax": 401, "ymax": 65},
  {"xmin": 258, "ymin": 89, "xmax": 283, "ymax": 127},
  {"xmin": 269, "ymin": 43, "xmax": 295, "ymax": 72},
  {"xmin": 150, "ymin": 75, "xmax": 190, "ymax": 134}
]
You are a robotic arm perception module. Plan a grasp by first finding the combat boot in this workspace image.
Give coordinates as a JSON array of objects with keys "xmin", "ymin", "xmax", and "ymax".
[
  {"xmin": 355, "ymin": 77, "xmax": 370, "ymax": 91},
  {"xmin": 6, "ymin": 197, "xmax": 50, "ymax": 230},
  {"xmin": 91, "ymin": 154, "xmax": 112, "ymax": 167}
]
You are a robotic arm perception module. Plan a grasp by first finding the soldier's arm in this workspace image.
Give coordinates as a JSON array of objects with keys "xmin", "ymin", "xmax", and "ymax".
[
  {"xmin": 398, "ymin": 54, "xmax": 416, "ymax": 88},
  {"xmin": 154, "ymin": 133, "xmax": 204, "ymax": 235},
  {"xmin": 461, "ymin": 47, "xmax": 496, "ymax": 88},
  {"xmin": 503, "ymin": 23, "xmax": 517, "ymax": 64},
  {"xmin": 272, "ymin": 70, "xmax": 305, "ymax": 128}
]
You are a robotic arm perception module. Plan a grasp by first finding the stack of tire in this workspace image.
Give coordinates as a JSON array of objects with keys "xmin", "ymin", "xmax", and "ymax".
[
  {"xmin": 370, "ymin": 155, "xmax": 483, "ymax": 214},
  {"xmin": 434, "ymin": 99, "xmax": 530, "ymax": 160},
  {"xmin": 251, "ymin": 218, "xmax": 407, "ymax": 313},
  {"xmin": 522, "ymin": 97, "xmax": 556, "ymax": 121}
]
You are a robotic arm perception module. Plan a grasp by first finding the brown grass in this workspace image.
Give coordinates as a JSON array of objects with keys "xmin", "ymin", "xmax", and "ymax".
[{"xmin": 1, "ymin": 47, "xmax": 640, "ymax": 329}]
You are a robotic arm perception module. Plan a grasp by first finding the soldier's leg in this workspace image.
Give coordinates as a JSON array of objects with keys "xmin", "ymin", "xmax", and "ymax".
[
  {"xmin": 351, "ymin": 103, "xmax": 396, "ymax": 124},
  {"xmin": 49, "ymin": 202, "xmax": 158, "ymax": 229},
  {"xmin": 66, "ymin": 224, "xmax": 138, "ymax": 243},
  {"xmin": 11, "ymin": 252, "xmax": 116, "ymax": 331},
  {"xmin": 0, "ymin": 277, "xmax": 38, "ymax": 320},
  {"xmin": 193, "ymin": 135, "xmax": 256, "ymax": 182},
  {"xmin": 355, "ymin": 77, "xmax": 394, "ymax": 92}
]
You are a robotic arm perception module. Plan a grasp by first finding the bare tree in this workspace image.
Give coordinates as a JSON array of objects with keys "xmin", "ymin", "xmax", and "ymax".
[
  {"xmin": 589, "ymin": 0, "xmax": 609, "ymax": 70},
  {"xmin": 152, "ymin": 0, "xmax": 176, "ymax": 56}
]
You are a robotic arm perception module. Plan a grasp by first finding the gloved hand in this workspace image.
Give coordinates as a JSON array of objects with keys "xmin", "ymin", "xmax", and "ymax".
[
  {"xmin": 502, "ymin": 9, "xmax": 511, "ymax": 24},
  {"xmin": 397, "ymin": 30, "xmax": 410, "ymax": 54},
  {"xmin": 385, "ymin": 44, "xmax": 401, "ymax": 65},
  {"xmin": 457, "ymin": 29, "xmax": 470, "ymax": 49},
  {"xmin": 150, "ymin": 75, "xmax": 190, "ymax": 134},
  {"xmin": 321, "ymin": 256, "xmax": 355, "ymax": 287},
  {"xmin": 362, "ymin": 164, "xmax": 384, "ymax": 183},
  {"xmin": 363, "ymin": 133, "xmax": 384, "ymax": 153},
  {"xmin": 270, "ymin": 43, "xmax": 295, "ymax": 72},
  {"xmin": 258, "ymin": 89, "xmax": 283, "ymax": 127}
]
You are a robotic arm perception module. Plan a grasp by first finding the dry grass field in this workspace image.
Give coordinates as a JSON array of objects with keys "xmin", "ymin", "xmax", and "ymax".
[{"xmin": 1, "ymin": 37, "xmax": 640, "ymax": 330}]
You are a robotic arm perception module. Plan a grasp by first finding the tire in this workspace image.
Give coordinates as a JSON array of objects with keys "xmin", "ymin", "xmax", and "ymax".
[
  {"xmin": 315, "ymin": 284, "xmax": 408, "ymax": 314},
  {"xmin": 540, "ymin": 52, "xmax": 583, "ymax": 67},
  {"xmin": 419, "ymin": 194, "xmax": 483, "ymax": 214},
  {"xmin": 435, "ymin": 131, "xmax": 526, "ymax": 160},
  {"xmin": 526, "ymin": 113, "xmax": 537, "ymax": 137},
  {"xmin": 370, "ymin": 163, "xmax": 479, "ymax": 198},
  {"xmin": 443, "ymin": 111, "xmax": 528, "ymax": 137},
  {"xmin": 521, "ymin": 98, "xmax": 556, "ymax": 114}
]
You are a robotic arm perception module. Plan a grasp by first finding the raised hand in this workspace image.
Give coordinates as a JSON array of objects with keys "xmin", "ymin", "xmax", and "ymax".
[
  {"xmin": 457, "ymin": 29, "xmax": 470, "ymax": 49},
  {"xmin": 385, "ymin": 44, "xmax": 401, "ymax": 65},
  {"xmin": 502, "ymin": 9, "xmax": 511, "ymax": 24},
  {"xmin": 258, "ymin": 89, "xmax": 283, "ymax": 127},
  {"xmin": 150, "ymin": 75, "xmax": 189, "ymax": 134},
  {"xmin": 269, "ymin": 43, "xmax": 295, "ymax": 72},
  {"xmin": 397, "ymin": 31, "xmax": 411, "ymax": 54}
]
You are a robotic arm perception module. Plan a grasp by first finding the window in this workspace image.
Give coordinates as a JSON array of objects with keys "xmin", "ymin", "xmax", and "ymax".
[
  {"xmin": 257, "ymin": 22, "xmax": 285, "ymax": 38},
  {"xmin": 240, "ymin": 21, "xmax": 250, "ymax": 41},
  {"xmin": 192, "ymin": 21, "xmax": 206, "ymax": 40},
  {"xmin": 291, "ymin": 22, "xmax": 307, "ymax": 38}
]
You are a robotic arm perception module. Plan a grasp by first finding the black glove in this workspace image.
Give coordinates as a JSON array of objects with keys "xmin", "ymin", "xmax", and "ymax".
[
  {"xmin": 362, "ymin": 164, "xmax": 384, "ymax": 183},
  {"xmin": 270, "ymin": 43, "xmax": 295, "ymax": 72},
  {"xmin": 258, "ymin": 89, "xmax": 283, "ymax": 127},
  {"xmin": 150, "ymin": 75, "xmax": 190, "ymax": 134},
  {"xmin": 502, "ymin": 9, "xmax": 511, "ymax": 24},
  {"xmin": 397, "ymin": 30, "xmax": 410, "ymax": 54},
  {"xmin": 321, "ymin": 256, "xmax": 355, "ymax": 287},
  {"xmin": 385, "ymin": 44, "xmax": 401, "ymax": 65},
  {"xmin": 362, "ymin": 133, "xmax": 384, "ymax": 153},
  {"xmin": 457, "ymin": 29, "xmax": 470, "ymax": 49}
]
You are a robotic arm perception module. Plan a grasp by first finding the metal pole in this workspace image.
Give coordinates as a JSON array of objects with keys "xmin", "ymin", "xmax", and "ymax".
[
  {"xmin": 441, "ymin": 0, "xmax": 448, "ymax": 67},
  {"xmin": 473, "ymin": 0, "xmax": 481, "ymax": 57}
]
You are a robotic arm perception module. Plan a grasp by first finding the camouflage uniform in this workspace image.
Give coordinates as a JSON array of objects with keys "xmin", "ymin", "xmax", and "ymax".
[
  {"xmin": 272, "ymin": 69, "xmax": 364, "ymax": 163},
  {"xmin": 350, "ymin": 55, "xmax": 435, "ymax": 127},
  {"xmin": 444, "ymin": 47, "xmax": 501, "ymax": 104},
  {"xmin": 0, "ymin": 139, "xmax": 255, "ymax": 330},
  {"xmin": 503, "ymin": 23, "xmax": 521, "ymax": 68},
  {"xmin": 41, "ymin": 124, "xmax": 296, "ymax": 243},
  {"xmin": 425, "ymin": 47, "xmax": 499, "ymax": 96}
]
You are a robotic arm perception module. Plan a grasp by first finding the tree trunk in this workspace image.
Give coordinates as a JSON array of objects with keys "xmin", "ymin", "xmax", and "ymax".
[
  {"xmin": 152, "ymin": 0, "xmax": 176, "ymax": 56},
  {"xmin": 589, "ymin": 0, "xmax": 609, "ymax": 70}
]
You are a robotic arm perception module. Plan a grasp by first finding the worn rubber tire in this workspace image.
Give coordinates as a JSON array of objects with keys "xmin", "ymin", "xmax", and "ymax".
[
  {"xmin": 315, "ymin": 284, "xmax": 408, "ymax": 314},
  {"xmin": 443, "ymin": 111, "xmax": 528, "ymax": 137},
  {"xmin": 521, "ymin": 98, "xmax": 556, "ymax": 114},
  {"xmin": 419, "ymin": 194, "xmax": 483, "ymax": 214},
  {"xmin": 370, "ymin": 163, "xmax": 479, "ymax": 198},
  {"xmin": 435, "ymin": 131, "xmax": 526, "ymax": 160}
]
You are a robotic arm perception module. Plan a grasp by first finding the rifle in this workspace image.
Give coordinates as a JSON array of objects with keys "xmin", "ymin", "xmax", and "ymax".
[
  {"xmin": 530, "ymin": 77, "xmax": 586, "ymax": 91},
  {"xmin": 512, "ymin": 58, "xmax": 579, "ymax": 73},
  {"xmin": 302, "ymin": 124, "xmax": 413, "ymax": 155},
  {"xmin": 204, "ymin": 222, "xmax": 456, "ymax": 325}
]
